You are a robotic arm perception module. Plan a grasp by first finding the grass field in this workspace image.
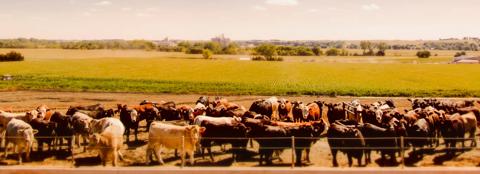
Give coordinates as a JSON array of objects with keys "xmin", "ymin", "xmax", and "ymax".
[{"xmin": 0, "ymin": 49, "xmax": 479, "ymax": 97}]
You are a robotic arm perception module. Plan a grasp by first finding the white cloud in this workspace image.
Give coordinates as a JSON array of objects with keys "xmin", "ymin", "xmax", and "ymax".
[
  {"xmin": 94, "ymin": 1, "xmax": 112, "ymax": 6},
  {"xmin": 252, "ymin": 5, "xmax": 267, "ymax": 11},
  {"xmin": 265, "ymin": 0, "xmax": 298, "ymax": 6},
  {"xmin": 362, "ymin": 3, "xmax": 380, "ymax": 11},
  {"xmin": 82, "ymin": 12, "xmax": 92, "ymax": 16}
]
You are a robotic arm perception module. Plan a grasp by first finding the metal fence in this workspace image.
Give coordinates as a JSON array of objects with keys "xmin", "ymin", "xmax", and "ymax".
[{"xmin": 1, "ymin": 135, "xmax": 479, "ymax": 168}]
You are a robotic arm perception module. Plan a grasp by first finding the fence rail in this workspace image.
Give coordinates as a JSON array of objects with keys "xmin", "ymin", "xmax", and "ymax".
[{"xmin": 1, "ymin": 135, "xmax": 479, "ymax": 168}]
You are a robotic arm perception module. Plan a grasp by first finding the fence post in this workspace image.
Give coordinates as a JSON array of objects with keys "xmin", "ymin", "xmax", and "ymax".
[
  {"xmin": 291, "ymin": 136, "xmax": 295, "ymax": 169},
  {"xmin": 181, "ymin": 135, "xmax": 185, "ymax": 168},
  {"xmin": 400, "ymin": 136, "xmax": 405, "ymax": 168}
]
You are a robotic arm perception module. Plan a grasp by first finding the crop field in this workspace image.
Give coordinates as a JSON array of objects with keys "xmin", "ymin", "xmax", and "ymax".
[{"xmin": 0, "ymin": 49, "xmax": 479, "ymax": 97}]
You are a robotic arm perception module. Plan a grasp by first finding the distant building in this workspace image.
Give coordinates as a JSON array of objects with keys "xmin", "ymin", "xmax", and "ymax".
[
  {"xmin": 211, "ymin": 34, "xmax": 231, "ymax": 46},
  {"xmin": 452, "ymin": 56, "xmax": 480, "ymax": 64}
]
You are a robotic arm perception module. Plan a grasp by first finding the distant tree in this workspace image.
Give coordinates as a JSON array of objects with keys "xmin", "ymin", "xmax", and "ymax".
[
  {"xmin": 326, "ymin": 48, "xmax": 340, "ymax": 56},
  {"xmin": 416, "ymin": 50, "xmax": 431, "ymax": 58},
  {"xmin": 0, "ymin": 51, "xmax": 24, "ymax": 61},
  {"xmin": 376, "ymin": 42, "xmax": 388, "ymax": 56},
  {"xmin": 204, "ymin": 41, "xmax": 222, "ymax": 54},
  {"xmin": 360, "ymin": 41, "xmax": 372, "ymax": 55},
  {"xmin": 312, "ymin": 47, "xmax": 323, "ymax": 56},
  {"xmin": 295, "ymin": 46, "xmax": 315, "ymax": 56},
  {"xmin": 454, "ymin": 51, "xmax": 466, "ymax": 57},
  {"xmin": 202, "ymin": 49, "xmax": 213, "ymax": 59},
  {"xmin": 223, "ymin": 43, "xmax": 239, "ymax": 54},
  {"xmin": 252, "ymin": 44, "xmax": 282, "ymax": 61}
]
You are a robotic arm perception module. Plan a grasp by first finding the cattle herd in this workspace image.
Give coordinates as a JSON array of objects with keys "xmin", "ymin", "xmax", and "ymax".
[{"xmin": 0, "ymin": 97, "xmax": 479, "ymax": 167}]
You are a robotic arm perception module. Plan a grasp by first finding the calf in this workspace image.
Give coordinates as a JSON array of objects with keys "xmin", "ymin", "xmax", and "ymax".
[
  {"xmin": 146, "ymin": 122, "xmax": 205, "ymax": 165},
  {"xmin": 49, "ymin": 112, "xmax": 74, "ymax": 151},
  {"xmin": 87, "ymin": 118, "xmax": 125, "ymax": 166},
  {"xmin": 278, "ymin": 99, "xmax": 292, "ymax": 121},
  {"xmin": 117, "ymin": 104, "xmax": 139, "ymax": 143},
  {"xmin": 29, "ymin": 118, "xmax": 56, "ymax": 151},
  {"xmin": 71, "ymin": 112, "xmax": 93, "ymax": 151},
  {"xmin": 327, "ymin": 122, "xmax": 365, "ymax": 167},
  {"xmin": 292, "ymin": 101, "xmax": 307, "ymax": 122},
  {"xmin": 4, "ymin": 118, "xmax": 38, "ymax": 164}
]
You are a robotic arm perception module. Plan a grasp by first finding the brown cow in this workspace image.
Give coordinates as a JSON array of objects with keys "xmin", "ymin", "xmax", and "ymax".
[{"xmin": 306, "ymin": 102, "xmax": 321, "ymax": 121}]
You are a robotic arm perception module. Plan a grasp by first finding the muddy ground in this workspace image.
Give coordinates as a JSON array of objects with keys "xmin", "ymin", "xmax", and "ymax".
[{"xmin": 0, "ymin": 91, "xmax": 479, "ymax": 168}]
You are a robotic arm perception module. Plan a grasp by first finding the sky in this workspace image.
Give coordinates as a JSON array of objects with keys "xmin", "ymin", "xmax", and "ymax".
[{"xmin": 0, "ymin": 0, "xmax": 478, "ymax": 40}]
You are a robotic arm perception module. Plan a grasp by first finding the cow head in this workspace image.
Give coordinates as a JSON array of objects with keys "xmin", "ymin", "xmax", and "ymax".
[
  {"xmin": 185, "ymin": 125, "xmax": 205, "ymax": 145},
  {"xmin": 25, "ymin": 110, "xmax": 39, "ymax": 122}
]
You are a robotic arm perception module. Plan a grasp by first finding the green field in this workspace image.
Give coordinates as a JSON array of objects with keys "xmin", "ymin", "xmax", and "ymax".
[{"xmin": 0, "ymin": 49, "xmax": 479, "ymax": 97}]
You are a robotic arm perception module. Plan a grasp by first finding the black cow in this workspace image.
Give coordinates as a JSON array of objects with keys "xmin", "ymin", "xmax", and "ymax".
[
  {"xmin": 30, "ymin": 118, "xmax": 56, "ymax": 151},
  {"xmin": 357, "ymin": 123, "xmax": 398, "ymax": 164},
  {"xmin": 156, "ymin": 101, "xmax": 180, "ymax": 121},
  {"xmin": 249, "ymin": 99, "xmax": 273, "ymax": 118},
  {"xmin": 117, "ymin": 104, "xmax": 139, "ymax": 143},
  {"xmin": 326, "ymin": 103, "xmax": 345, "ymax": 124},
  {"xmin": 200, "ymin": 121, "xmax": 248, "ymax": 162},
  {"xmin": 49, "ymin": 112, "xmax": 74, "ymax": 151},
  {"xmin": 327, "ymin": 122, "xmax": 365, "ymax": 167},
  {"xmin": 407, "ymin": 118, "xmax": 431, "ymax": 158}
]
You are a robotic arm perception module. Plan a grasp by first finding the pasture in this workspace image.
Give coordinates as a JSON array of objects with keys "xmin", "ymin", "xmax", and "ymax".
[{"xmin": 0, "ymin": 49, "xmax": 479, "ymax": 97}]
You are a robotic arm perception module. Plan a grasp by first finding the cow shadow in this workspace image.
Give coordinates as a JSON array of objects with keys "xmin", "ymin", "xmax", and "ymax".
[
  {"xmin": 126, "ymin": 140, "xmax": 147, "ymax": 149},
  {"xmin": 30, "ymin": 150, "xmax": 72, "ymax": 161},
  {"xmin": 74, "ymin": 156, "xmax": 101, "ymax": 166},
  {"xmin": 194, "ymin": 149, "xmax": 259, "ymax": 166},
  {"xmin": 374, "ymin": 158, "xmax": 400, "ymax": 167}
]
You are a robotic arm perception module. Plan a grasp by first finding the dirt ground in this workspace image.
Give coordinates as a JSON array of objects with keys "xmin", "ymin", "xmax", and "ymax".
[{"xmin": 0, "ymin": 91, "xmax": 479, "ymax": 168}]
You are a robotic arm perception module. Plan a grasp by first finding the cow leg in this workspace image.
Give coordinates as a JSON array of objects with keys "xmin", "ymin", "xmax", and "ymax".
[
  {"xmin": 18, "ymin": 146, "xmax": 24, "ymax": 164},
  {"xmin": 470, "ymin": 130, "xmax": 476, "ymax": 147},
  {"xmin": 155, "ymin": 146, "xmax": 164, "ymax": 164},
  {"xmin": 331, "ymin": 149, "xmax": 338, "ymax": 167},
  {"xmin": 266, "ymin": 150, "xmax": 273, "ymax": 165},
  {"xmin": 134, "ymin": 127, "xmax": 139, "ymax": 142},
  {"xmin": 305, "ymin": 148, "xmax": 311, "ymax": 163},
  {"xmin": 125, "ymin": 129, "xmax": 130, "ymax": 144},
  {"xmin": 208, "ymin": 147, "xmax": 214, "ymax": 162},
  {"xmin": 347, "ymin": 153, "xmax": 353, "ymax": 167},
  {"xmin": 111, "ymin": 149, "xmax": 117, "ymax": 167},
  {"xmin": 258, "ymin": 149, "xmax": 264, "ymax": 166},
  {"xmin": 146, "ymin": 147, "xmax": 152, "ymax": 164},
  {"xmin": 274, "ymin": 150, "xmax": 283, "ymax": 162},
  {"xmin": 3, "ymin": 139, "xmax": 8, "ymax": 160},
  {"xmin": 188, "ymin": 150, "xmax": 195, "ymax": 165},
  {"xmin": 118, "ymin": 151, "xmax": 124, "ymax": 161},
  {"xmin": 295, "ymin": 148, "xmax": 303, "ymax": 166}
]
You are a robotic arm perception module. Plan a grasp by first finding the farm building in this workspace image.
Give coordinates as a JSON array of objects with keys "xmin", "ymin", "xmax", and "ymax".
[{"xmin": 451, "ymin": 56, "xmax": 480, "ymax": 64}]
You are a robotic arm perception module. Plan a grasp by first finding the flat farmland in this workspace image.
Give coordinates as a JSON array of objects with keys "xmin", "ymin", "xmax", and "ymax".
[{"xmin": 0, "ymin": 49, "xmax": 479, "ymax": 97}]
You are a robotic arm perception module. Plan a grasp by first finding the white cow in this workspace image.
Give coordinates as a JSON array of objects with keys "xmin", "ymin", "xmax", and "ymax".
[
  {"xmin": 4, "ymin": 118, "xmax": 38, "ymax": 164},
  {"xmin": 87, "ymin": 117, "xmax": 125, "ymax": 166},
  {"xmin": 0, "ymin": 110, "xmax": 38, "ymax": 148},
  {"xmin": 265, "ymin": 97, "xmax": 280, "ymax": 120},
  {"xmin": 193, "ymin": 115, "xmax": 241, "ymax": 126},
  {"xmin": 146, "ymin": 121, "xmax": 205, "ymax": 165}
]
